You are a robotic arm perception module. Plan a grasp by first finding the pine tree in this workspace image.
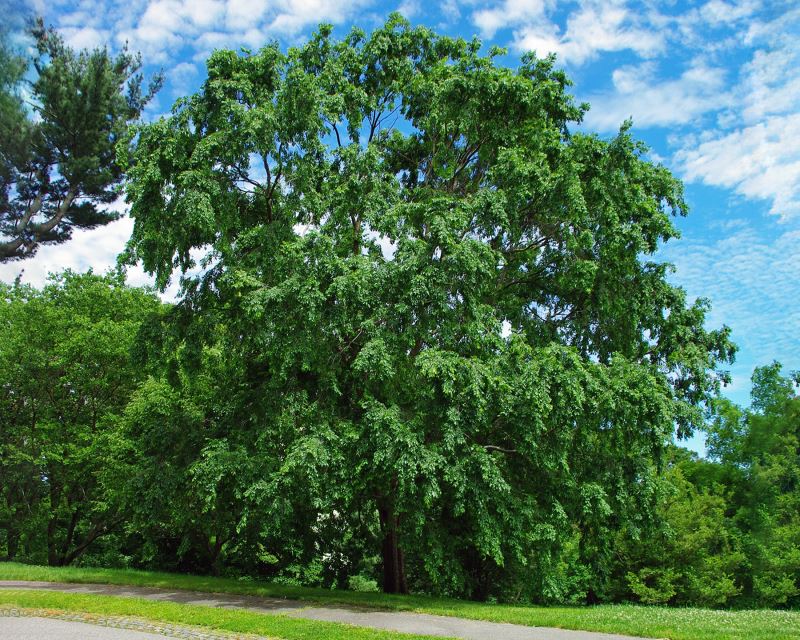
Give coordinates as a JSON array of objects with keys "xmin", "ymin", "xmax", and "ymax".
[{"xmin": 0, "ymin": 19, "xmax": 161, "ymax": 261}]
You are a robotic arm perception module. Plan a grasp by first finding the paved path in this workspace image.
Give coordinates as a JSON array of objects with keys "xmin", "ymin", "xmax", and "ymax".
[
  {"xmin": 0, "ymin": 581, "xmax": 648, "ymax": 640},
  {"xmin": 0, "ymin": 611, "xmax": 261, "ymax": 640},
  {"xmin": 0, "ymin": 617, "xmax": 173, "ymax": 640}
]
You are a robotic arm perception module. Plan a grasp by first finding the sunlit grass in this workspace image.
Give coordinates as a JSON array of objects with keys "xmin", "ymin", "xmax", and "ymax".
[
  {"xmin": 1, "ymin": 563, "xmax": 799, "ymax": 639},
  {"xmin": 0, "ymin": 589, "xmax": 446, "ymax": 640}
]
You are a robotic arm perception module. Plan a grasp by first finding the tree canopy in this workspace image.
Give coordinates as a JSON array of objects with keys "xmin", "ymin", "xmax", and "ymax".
[
  {"xmin": 119, "ymin": 16, "xmax": 735, "ymax": 595},
  {"xmin": 0, "ymin": 20, "xmax": 161, "ymax": 261}
]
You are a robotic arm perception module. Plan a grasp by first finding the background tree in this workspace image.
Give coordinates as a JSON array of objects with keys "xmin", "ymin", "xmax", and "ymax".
[
  {"xmin": 0, "ymin": 20, "xmax": 161, "ymax": 261},
  {"xmin": 0, "ymin": 271, "xmax": 161, "ymax": 565},
  {"xmin": 613, "ymin": 363, "xmax": 799, "ymax": 609},
  {"xmin": 120, "ymin": 15, "xmax": 735, "ymax": 597},
  {"xmin": 707, "ymin": 363, "xmax": 800, "ymax": 606},
  {"xmin": 615, "ymin": 445, "xmax": 746, "ymax": 607}
]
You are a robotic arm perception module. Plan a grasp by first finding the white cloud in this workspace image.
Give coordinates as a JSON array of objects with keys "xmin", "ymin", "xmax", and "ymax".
[
  {"xmin": 583, "ymin": 62, "xmax": 729, "ymax": 131},
  {"xmin": 516, "ymin": 1, "xmax": 663, "ymax": 64},
  {"xmin": 437, "ymin": 0, "xmax": 461, "ymax": 24},
  {"xmin": 658, "ymin": 0, "xmax": 761, "ymax": 52},
  {"xmin": 56, "ymin": 6, "xmax": 113, "ymax": 49},
  {"xmin": 51, "ymin": 0, "xmax": 375, "ymax": 65},
  {"xmin": 60, "ymin": 26, "xmax": 110, "ymax": 50},
  {"xmin": 473, "ymin": 0, "xmax": 663, "ymax": 65},
  {"xmin": 0, "ymin": 216, "xmax": 132, "ymax": 287},
  {"xmin": 0, "ymin": 213, "xmax": 188, "ymax": 300},
  {"xmin": 739, "ymin": 46, "xmax": 800, "ymax": 123},
  {"xmin": 226, "ymin": 0, "xmax": 269, "ymax": 31},
  {"xmin": 188, "ymin": 0, "xmax": 228, "ymax": 28},
  {"xmin": 676, "ymin": 114, "xmax": 800, "ymax": 220},
  {"xmin": 265, "ymin": 0, "xmax": 374, "ymax": 35},
  {"xmin": 574, "ymin": 2, "xmax": 800, "ymax": 220},
  {"xmin": 169, "ymin": 61, "xmax": 198, "ymax": 96},
  {"xmin": 473, "ymin": 0, "xmax": 548, "ymax": 40},
  {"xmin": 673, "ymin": 8, "xmax": 800, "ymax": 220},
  {"xmin": 192, "ymin": 31, "xmax": 233, "ymax": 59},
  {"xmin": 169, "ymin": 61, "xmax": 197, "ymax": 81},
  {"xmin": 698, "ymin": 0, "xmax": 760, "ymax": 25},
  {"xmin": 397, "ymin": 0, "xmax": 422, "ymax": 19},
  {"xmin": 115, "ymin": 1, "xmax": 187, "ymax": 61}
]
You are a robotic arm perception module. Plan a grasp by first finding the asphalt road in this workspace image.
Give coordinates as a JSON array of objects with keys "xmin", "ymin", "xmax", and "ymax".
[{"xmin": 0, "ymin": 581, "xmax": 647, "ymax": 640}]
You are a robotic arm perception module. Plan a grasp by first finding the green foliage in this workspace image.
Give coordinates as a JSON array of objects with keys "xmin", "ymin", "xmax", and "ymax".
[
  {"xmin": 620, "ymin": 455, "xmax": 745, "ymax": 607},
  {"xmin": 349, "ymin": 574, "xmax": 381, "ymax": 593},
  {"xmin": 0, "ymin": 29, "xmax": 28, "ymax": 204},
  {"xmin": 726, "ymin": 364, "xmax": 800, "ymax": 607},
  {"xmin": 118, "ymin": 16, "xmax": 734, "ymax": 598},
  {"xmin": 0, "ymin": 19, "xmax": 161, "ymax": 261},
  {"xmin": 614, "ymin": 364, "xmax": 800, "ymax": 609},
  {"xmin": 0, "ymin": 271, "xmax": 162, "ymax": 565}
]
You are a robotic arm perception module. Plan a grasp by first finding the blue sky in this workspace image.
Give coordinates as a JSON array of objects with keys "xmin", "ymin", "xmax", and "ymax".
[{"xmin": 5, "ymin": 1, "xmax": 799, "ymax": 446}]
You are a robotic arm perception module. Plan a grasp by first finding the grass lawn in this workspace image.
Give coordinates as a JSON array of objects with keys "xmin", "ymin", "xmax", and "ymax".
[
  {"xmin": 1, "ymin": 562, "xmax": 799, "ymax": 640},
  {"xmin": 0, "ymin": 589, "xmax": 447, "ymax": 640}
]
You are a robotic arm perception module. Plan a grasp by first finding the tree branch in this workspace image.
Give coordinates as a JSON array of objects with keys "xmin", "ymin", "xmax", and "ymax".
[{"xmin": 483, "ymin": 445, "xmax": 518, "ymax": 454}]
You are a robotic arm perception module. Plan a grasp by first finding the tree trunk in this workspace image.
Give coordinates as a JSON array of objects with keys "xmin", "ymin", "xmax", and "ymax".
[
  {"xmin": 397, "ymin": 546, "xmax": 408, "ymax": 594},
  {"xmin": 207, "ymin": 534, "xmax": 225, "ymax": 576},
  {"xmin": 378, "ymin": 502, "xmax": 408, "ymax": 594},
  {"xmin": 5, "ymin": 524, "xmax": 19, "ymax": 561},
  {"xmin": 47, "ymin": 517, "xmax": 60, "ymax": 566},
  {"xmin": 60, "ymin": 509, "xmax": 80, "ymax": 564},
  {"xmin": 46, "ymin": 481, "xmax": 63, "ymax": 566}
]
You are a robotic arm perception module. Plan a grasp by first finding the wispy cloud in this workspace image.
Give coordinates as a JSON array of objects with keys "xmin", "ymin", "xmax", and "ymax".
[
  {"xmin": 676, "ymin": 114, "xmax": 800, "ymax": 220},
  {"xmin": 48, "ymin": 0, "xmax": 377, "ymax": 65},
  {"xmin": 168, "ymin": 60, "xmax": 199, "ymax": 97},
  {"xmin": 660, "ymin": 222, "xmax": 800, "ymax": 392},
  {"xmin": 568, "ymin": 1, "xmax": 800, "ymax": 220},
  {"xmin": 397, "ymin": 0, "xmax": 422, "ymax": 19},
  {"xmin": 583, "ymin": 62, "xmax": 730, "ymax": 131},
  {"xmin": 473, "ymin": 0, "xmax": 548, "ymax": 40},
  {"xmin": 674, "ymin": 8, "xmax": 800, "ymax": 220},
  {"xmin": 514, "ymin": 1, "xmax": 663, "ymax": 64}
]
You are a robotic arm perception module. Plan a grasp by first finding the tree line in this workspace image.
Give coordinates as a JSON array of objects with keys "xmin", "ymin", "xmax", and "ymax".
[{"xmin": 0, "ymin": 16, "xmax": 797, "ymax": 608}]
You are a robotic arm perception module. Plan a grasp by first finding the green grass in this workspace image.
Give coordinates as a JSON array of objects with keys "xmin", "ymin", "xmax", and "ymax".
[
  {"xmin": 1, "ymin": 562, "xmax": 799, "ymax": 640},
  {"xmin": 0, "ymin": 590, "xmax": 447, "ymax": 640}
]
